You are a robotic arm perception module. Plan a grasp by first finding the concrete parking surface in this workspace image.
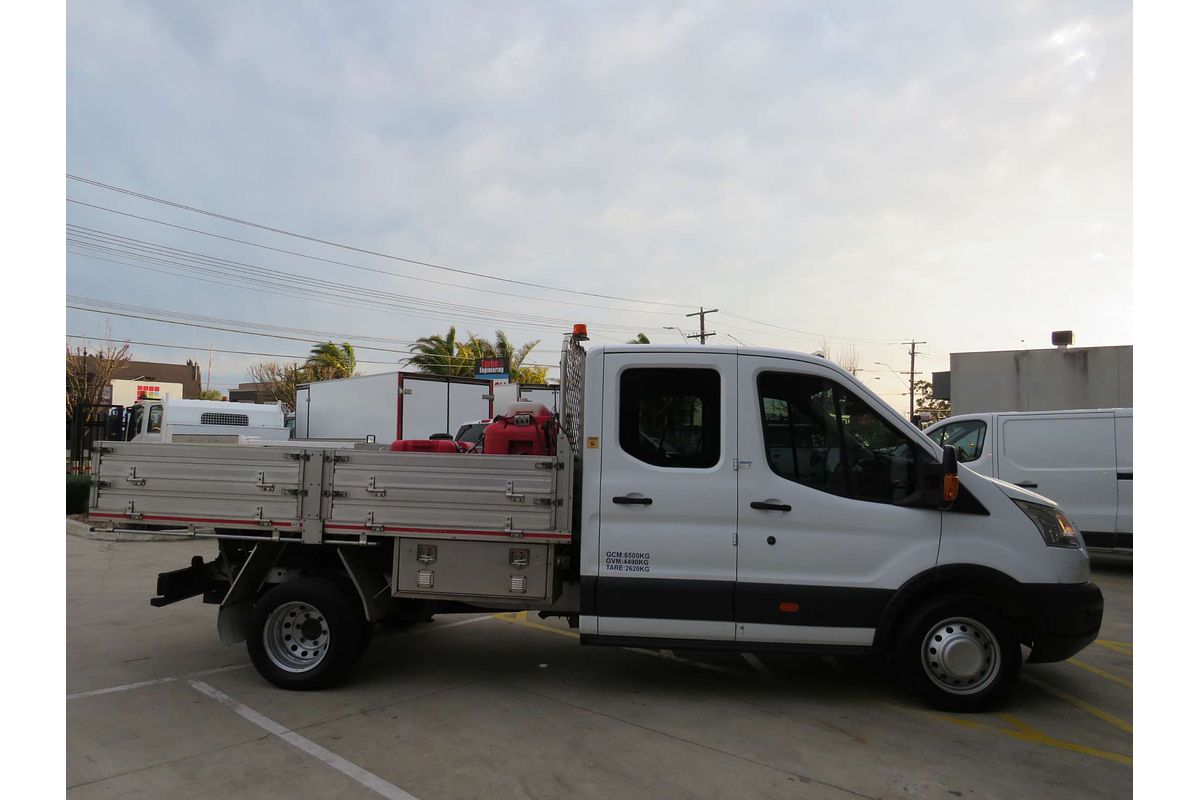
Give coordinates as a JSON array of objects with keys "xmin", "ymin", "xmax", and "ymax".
[{"xmin": 67, "ymin": 532, "xmax": 1133, "ymax": 799}]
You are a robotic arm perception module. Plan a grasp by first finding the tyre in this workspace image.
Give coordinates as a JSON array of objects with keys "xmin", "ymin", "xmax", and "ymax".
[
  {"xmin": 894, "ymin": 595, "xmax": 1020, "ymax": 712},
  {"xmin": 247, "ymin": 579, "xmax": 366, "ymax": 690}
]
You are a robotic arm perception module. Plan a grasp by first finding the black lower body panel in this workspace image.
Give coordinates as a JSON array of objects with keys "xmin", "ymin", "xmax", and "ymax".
[{"xmin": 1025, "ymin": 581, "xmax": 1105, "ymax": 663}]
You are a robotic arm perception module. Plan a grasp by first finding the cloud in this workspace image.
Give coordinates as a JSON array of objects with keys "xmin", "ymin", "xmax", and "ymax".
[{"xmin": 66, "ymin": 0, "xmax": 1132, "ymax": 399}]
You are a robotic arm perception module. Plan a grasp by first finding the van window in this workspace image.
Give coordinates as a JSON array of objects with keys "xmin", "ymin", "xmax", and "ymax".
[
  {"xmin": 928, "ymin": 419, "xmax": 986, "ymax": 462},
  {"xmin": 147, "ymin": 405, "xmax": 164, "ymax": 434},
  {"xmin": 619, "ymin": 368, "xmax": 720, "ymax": 468},
  {"xmin": 757, "ymin": 372, "xmax": 917, "ymax": 504}
]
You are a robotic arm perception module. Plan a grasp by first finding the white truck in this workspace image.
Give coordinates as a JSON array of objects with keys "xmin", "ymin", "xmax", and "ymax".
[
  {"xmin": 294, "ymin": 372, "xmax": 494, "ymax": 443},
  {"xmin": 925, "ymin": 409, "xmax": 1133, "ymax": 552},
  {"xmin": 87, "ymin": 329, "xmax": 1102, "ymax": 711},
  {"xmin": 124, "ymin": 397, "xmax": 290, "ymax": 443}
]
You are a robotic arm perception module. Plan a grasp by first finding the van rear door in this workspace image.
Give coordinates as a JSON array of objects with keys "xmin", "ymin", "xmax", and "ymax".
[
  {"xmin": 996, "ymin": 412, "xmax": 1117, "ymax": 538},
  {"xmin": 594, "ymin": 351, "xmax": 739, "ymax": 641}
]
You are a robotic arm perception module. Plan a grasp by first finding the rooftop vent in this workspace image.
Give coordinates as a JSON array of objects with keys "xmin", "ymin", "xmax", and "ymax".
[{"xmin": 1051, "ymin": 330, "xmax": 1074, "ymax": 348}]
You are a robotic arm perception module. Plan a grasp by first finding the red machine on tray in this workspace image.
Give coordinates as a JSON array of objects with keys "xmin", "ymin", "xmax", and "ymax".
[
  {"xmin": 482, "ymin": 402, "xmax": 557, "ymax": 456},
  {"xmin": 388, "ymin": 438, "xmax": 464, "ymax": 453},
  {"xmin": 389, "ymin": 402, "xmax": 557, "ymax": 456}
]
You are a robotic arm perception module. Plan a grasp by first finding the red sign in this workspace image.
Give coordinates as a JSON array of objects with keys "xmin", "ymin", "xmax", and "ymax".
[{"xmin": 136, "ymin": 384, "xmax": 161, "ymax": 400}]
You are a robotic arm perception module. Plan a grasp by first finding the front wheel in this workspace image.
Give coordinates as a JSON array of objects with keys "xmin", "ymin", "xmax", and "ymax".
[
  {"xmin": 247, "ymin": 579, "xmax": 365, "ymax": 690},
  {"xmin": 895, "ymin": 595, "xmax": 1020, "ymax": 712}
]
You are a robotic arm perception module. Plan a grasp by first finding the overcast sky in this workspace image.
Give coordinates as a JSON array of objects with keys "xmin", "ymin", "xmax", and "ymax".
[{"xmin": 66, "ymin": 1, "xmax": 1131, "ymax": 408}]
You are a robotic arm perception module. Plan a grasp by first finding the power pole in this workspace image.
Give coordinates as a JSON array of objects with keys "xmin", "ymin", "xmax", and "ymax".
[
  {"xmin": 685, "ymin": 307, "xmax": 718, "ymax": 344},
  {"xmin": 905, "ymin": 339, "xmax": 927, "ymax": 421}
]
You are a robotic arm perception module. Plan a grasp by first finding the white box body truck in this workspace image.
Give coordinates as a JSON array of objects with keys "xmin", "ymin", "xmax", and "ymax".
[
  {"xmin": 295, "ymin": 372, "xmax": 493, "ymax": 443},
  {"xmin": 88, "ymin": 331, "xmax": 1102, "ymax": 711}
]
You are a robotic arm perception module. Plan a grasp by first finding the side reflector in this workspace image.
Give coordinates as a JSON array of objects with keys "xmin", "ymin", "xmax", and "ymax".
[
  {"xmin": 779, "ymin": 602, "xmax": 799, "ymax": 613},
  {"xmin": 943, "ymin": 473, "xmax": 960, "ymax": 502}
]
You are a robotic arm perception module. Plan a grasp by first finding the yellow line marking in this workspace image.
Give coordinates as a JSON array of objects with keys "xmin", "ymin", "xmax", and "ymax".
[
  {"xmin": 1067, "ymin": 658, "xmax": 1132, "ymax": 689},
  {"xmin": 937, "ymin": 712, "xmax": 1132, "ymax": 766},
  {"xmin": 493, "ymin": 613, "xmax": 582, "ymax": 640},
  {"xmin": 1093, "ymin": 640, "xmax": 1133, "ymax": 656},
  {"xmin": 1022, "ymin": 675, "xmax": 1132, "ymax": 734}
]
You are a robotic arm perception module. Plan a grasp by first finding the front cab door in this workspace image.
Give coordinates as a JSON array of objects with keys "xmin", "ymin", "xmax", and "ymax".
[{"xmin": 734, "ymin": 355, "xmax": 942, "ymax": 646}]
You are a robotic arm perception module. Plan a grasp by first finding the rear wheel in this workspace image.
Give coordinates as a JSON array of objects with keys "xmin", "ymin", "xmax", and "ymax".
[
  {"xmin": 247, "ymin": 579, "xmax": 365, "ymax": 690},
  {"xmin": 895, "ymin": 595, "xmax": 1020, "ymax": 712}
]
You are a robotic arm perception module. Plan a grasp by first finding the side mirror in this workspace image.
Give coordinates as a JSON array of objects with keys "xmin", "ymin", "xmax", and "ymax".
[
  {"xmin": 899, "ymin": 445, "xmax": 959, "ymax": 509},
  {"xmin": 940, "ymin": 444, "xmax": 960, "ymax": 508}
]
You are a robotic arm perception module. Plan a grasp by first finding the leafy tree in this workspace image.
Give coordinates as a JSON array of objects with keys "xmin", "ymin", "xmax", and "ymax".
[
  {"xmin": 406, "ymin": 326, "xmax": 471, "ymax": 376},
  {"xmin": 306, "ymin": 342, "xmax": 356, "ymax": 381},
  {"xmin": 198, "ymin": 389, "xmax": 226, "ymax": 401},
  {"xmin": 627, "ymin": 333, "xmax": 651, "ymax": 344},
  {"xmin": 914, "ymin": 379, "xmax": 950, "ymax": 419},
  {"xmin": 246, "ymin": 361, "xmax": 307, "ymax": 413}
]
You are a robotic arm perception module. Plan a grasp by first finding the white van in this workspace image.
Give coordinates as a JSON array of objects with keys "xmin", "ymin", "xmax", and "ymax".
[{"xmin": 925, "ymin": 409, "xmax": 1132, "ymax": 551}]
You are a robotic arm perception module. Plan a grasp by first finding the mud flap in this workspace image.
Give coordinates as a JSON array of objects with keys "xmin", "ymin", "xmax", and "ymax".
[{"xmin": 217, "ymin": 541, "xmax": 286, "ymax": 645}]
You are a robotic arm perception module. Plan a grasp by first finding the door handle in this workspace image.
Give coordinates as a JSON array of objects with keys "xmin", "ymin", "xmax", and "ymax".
[
  {"xmin": 750, "ymin": 501, "xmax": 791, "ymax": 512},
  {"xmin": 1014, "ymin": 481, "xmax": 1038, "ymax": 489},
  {"xmin": 612, "ymin": 495, "xmax": 653, "ymax": 505}
]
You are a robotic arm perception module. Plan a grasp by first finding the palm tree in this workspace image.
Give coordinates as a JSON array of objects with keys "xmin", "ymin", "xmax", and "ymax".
[
  {"xmin": 460, "ymin": 330, "xmax": 545, "ymax": 384},
  {"xmin": 306, "ymin": 342, "xmax": 356, "ymax": 381},
  {"xmin": 627, "ymin": 333, "xmax": 651, "ymax": 344},
  {"xmin": 406, "ymin": 326, "xmax": 471, "ymax": 376}
]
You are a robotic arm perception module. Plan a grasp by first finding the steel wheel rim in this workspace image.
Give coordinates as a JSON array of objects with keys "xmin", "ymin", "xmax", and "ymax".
[
  {"xmin": 263, "ymin": 600, "xmax": 330, "ymax": 673},
  {"xmin": 921, "ymin": 616, "xmax": 1000, "ymax": 695}
]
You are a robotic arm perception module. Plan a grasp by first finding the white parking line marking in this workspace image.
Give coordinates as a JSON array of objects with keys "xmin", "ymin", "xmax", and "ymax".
[
  {"xmin": 741, "ymin": 653, "xmax": 775, "ymax": 679},
  {"xmin": 67, "ymin": 663, "xmax": 250, "ymax": 701},
  {"xmin": 189, "ymin": 680, "xmax": 420, "ymax": 800}
]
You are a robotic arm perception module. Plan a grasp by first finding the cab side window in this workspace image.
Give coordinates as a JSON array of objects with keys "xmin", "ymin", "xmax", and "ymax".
[
  {"xmin": 147, "ymin": 404, "xmax": 164, "ymax": 434},
  {"xmin": 619, "ymin": 368, "xmax": 720, "ymax": 468},
  {"xmin": 758, "ymin": 372, "xmax": 918, "ymax": 505},
  {"xmin": 928, "ymin": 419, "xmax": 986, "ymax": 462}
]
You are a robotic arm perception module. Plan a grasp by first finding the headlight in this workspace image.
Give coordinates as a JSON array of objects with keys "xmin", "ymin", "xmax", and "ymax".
[{"xmin": 1013, "ymin": 499, "xmax": 1081, "ymax": 548}]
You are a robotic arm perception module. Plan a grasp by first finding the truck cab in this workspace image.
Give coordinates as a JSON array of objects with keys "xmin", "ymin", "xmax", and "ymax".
[{"xmin": 576, "ymin": 344, "xmax": 1100, "ymax": 709}]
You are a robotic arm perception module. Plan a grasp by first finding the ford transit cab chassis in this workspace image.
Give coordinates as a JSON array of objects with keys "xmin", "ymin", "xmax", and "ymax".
[{"xmin": 87, "ymin": 328, "xmax": 1102, "ymax": 711}]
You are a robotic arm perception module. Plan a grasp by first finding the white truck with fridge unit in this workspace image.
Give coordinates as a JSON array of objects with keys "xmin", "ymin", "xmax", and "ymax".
[
  {"xmin": 925, "ymin": 409, "xmax": 1132, "ymax": 552},
  {"xmin": 124, "ymin": 397, "xmax": 290, "ymax": 443},
  {"xmin": 294, "ymin": 372, "xmax": 493, "ymax": 444},
  {"xmin": 87, "ymin": 328, "xmax": 1103, "ymax": 711}
]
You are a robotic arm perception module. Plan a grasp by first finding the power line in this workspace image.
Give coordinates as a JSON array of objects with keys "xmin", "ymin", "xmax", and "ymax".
[
  {"xmin": 66, "ymin": 228, "xmax": 649, "ymax": 334},
  {"xmin": 67, "ymin": 174, "xmax": 695, "ymax": 309},
  {"xmin": 66, "ymin": 199, "xmax": 683, "ymax": 318},
  {"xmin": 64, "ymin": 333, "xmax": 557, "ymax": 369}
]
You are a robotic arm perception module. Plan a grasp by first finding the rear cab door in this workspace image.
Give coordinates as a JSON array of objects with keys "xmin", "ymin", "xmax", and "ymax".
[{"xmin": 593, "ymin": 349, "xmax": 739, "ymax": 641}]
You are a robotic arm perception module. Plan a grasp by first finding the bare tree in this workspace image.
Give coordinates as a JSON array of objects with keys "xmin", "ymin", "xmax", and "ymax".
[
  {"xmin": 836, "ymin": 344, "xmax": 861, "ymax": 377},
  {"xmin": 246, "ymin": 362, "xmax": 307, "ymax": 413},
  {"xmin": 66, "ymin": 340, "xmax": 131, "ymax": 419}
]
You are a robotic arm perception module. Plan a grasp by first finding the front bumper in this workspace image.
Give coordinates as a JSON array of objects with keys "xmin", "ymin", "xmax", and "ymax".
[{"xmin": 1025, "ymin": 581, "xmax": 1105, "ymax": 663}]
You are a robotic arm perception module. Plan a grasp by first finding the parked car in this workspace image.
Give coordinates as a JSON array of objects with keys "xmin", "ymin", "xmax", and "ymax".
[{"xmin": 925, "ymin": 409, "xmax": 1132, "ymax": 551}]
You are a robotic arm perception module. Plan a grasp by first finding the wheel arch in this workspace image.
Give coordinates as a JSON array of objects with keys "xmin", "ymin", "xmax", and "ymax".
[{"xmin": 874, "ymin": 564, "xmax": 1039, "ymax": 651}]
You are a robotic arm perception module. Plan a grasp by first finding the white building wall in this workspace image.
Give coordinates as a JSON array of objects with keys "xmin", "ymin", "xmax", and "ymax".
[{"xmin": 949, "ymin": 345, "xmax": 1132, "ymax": 414}]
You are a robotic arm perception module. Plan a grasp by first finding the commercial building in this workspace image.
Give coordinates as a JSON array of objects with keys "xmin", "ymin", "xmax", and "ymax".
[{"xmin": 932, "ymin": 335, "xmax": 1131, "ymax": 415}]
